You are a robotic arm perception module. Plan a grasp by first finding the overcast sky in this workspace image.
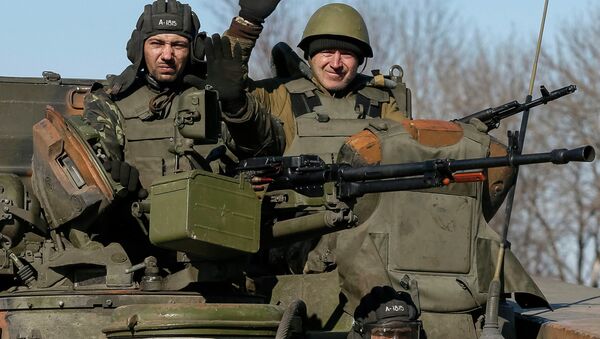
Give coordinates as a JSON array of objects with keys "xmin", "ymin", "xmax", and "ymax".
[{"xmin": 0, "ymin": 0, "xmax": 591, "ymax": 79}]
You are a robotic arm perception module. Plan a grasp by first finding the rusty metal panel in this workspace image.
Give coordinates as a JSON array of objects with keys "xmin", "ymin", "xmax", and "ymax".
[{"xmin": 0, "ymin": 75, "xmax": 102, "ymax": 176}]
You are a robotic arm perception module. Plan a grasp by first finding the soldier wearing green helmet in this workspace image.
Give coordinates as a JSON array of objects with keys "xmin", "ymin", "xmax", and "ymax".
[
  {"xmin": 203, "ymin": 3, "xmax": 549, "ymax": 337},
  {"xmin": 204, "ymin": 3, "xmax": 411, "ymax": 160}
]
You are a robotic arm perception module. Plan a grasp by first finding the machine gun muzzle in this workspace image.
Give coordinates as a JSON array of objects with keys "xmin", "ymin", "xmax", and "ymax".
[
  {"xmin": 333, "ymin": 145, "xmax": 596, "ymax": 198},
  {"xmin": 451, "ymin": 145, "xmax": 595, "ymax": 170},
  {"xmin": 549, "ymin": 146, "xmax": 595, "ymax": 164}
]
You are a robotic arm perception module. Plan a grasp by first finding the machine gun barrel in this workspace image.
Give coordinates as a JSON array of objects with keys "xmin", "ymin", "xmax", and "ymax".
[
  {"xmin": 457, "ymin": 84, "xmax": 576, "ymax": 131},
  {"xmin": 339, "ymin": 146, "xmax": 594, "ymax": 182},
  {"xmin": 337, "ymin": 146, "xmax": 594, "ymax": 198},
  {"xmin": 239, "ymin": 146, "xmax": 594, "ymax": 199}
]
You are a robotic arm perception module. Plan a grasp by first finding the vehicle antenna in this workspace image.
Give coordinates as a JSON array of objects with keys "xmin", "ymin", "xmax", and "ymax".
[{"xmin": 481, "ymin": 1, "xmax": 550, "ymax": 338}]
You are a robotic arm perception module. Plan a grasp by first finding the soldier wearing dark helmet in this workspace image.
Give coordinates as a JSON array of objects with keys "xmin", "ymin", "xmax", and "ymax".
[
  {"xmin": 204, "ymin": 3, "xmax": 412, "ymax": 160},
  {"xmin": 84, "ymin": 0, "xmax": 200, "ymax": 193},
  {"xmin": 350, "ymin": 286, "xmax": 421, "ymax": 339},
  {"xmin": 79, "ymin": 0, "xmax": 281, "ymax": 266},
  {"xmin": 83, "ymin": 0, "xmax": 281, "ymax": 192}
]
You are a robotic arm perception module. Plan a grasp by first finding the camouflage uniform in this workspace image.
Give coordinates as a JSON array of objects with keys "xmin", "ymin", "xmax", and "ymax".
[
  {"xmin": 83, "ymin": 2, "xmax": 264, "ymax": 187},
  {"xmin": 84, "ymin": 81, "xmax": 215, "ymax": 188},
  {"xmin": 84, "ymin": 89, "xmax": 126, "ymax": 162}
]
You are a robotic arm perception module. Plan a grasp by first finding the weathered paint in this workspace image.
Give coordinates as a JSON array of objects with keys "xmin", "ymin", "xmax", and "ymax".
[{"xmin": 517, "ymin": 278, "xmax": 600, "ymax": 338}]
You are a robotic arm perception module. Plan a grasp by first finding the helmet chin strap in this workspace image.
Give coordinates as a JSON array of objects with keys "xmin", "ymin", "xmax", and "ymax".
[
  {"xmin": 144, "ymin": 72, "xmax": 162, "ymax": 90},
  {"xmin": 144, "ymin": 71, "xmax": 183, "ymax": 91},
  {"xmin": 359, "ymin": 58, "xmax": 369, "ymax": 74}
]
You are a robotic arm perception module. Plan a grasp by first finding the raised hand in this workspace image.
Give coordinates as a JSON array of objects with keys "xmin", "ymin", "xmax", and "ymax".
[
  {"xmin": 204, "ymin": 34, "xmax": 246, "ymax": 113},
  {"xmin": 238, "ymin": 0, "xmax": 282, "ymax": 24}
]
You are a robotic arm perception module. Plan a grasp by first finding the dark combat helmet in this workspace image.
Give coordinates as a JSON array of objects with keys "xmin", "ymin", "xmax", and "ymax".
[
  {"xmin": 110, "ymin": 0, "xmax": 201, "ymax": 94},
  {"xmin": 126, "ymin": 0, "xmax": 200, "ymax": 66},
  {"xmin": 351, "ymin": 286, "xmax": 422, "ymax": 339}
]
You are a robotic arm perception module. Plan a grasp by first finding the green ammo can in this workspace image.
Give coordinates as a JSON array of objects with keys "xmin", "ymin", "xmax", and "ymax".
[{"xmin": 149, "ymin": 170, "xmax": 261, "ymax": 259}]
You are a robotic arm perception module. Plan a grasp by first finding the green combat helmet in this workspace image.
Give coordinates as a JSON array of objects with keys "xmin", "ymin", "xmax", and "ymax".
[
  {"xmin": 350, "ymin": 286, "xmax": 422, "ymax": 339},
  {"xmin": 298, "ymin": 3, "xmax": 373, "ymax": 62}
]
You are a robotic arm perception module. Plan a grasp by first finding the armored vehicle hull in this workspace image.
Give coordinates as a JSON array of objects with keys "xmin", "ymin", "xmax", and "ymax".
[{"xmin": 0, "ymin": 74, "xmax": 599, "ymax": 339}]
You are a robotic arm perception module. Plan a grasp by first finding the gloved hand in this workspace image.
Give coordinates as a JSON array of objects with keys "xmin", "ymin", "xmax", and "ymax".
[
  {"xmin": 204, "ymin": 34, "xmax": 246, "ymax": 114},
  {"xmin": 239, "ymin": 0, "xmax": 281, "ymax": 24},
  {"xmin": 104, "ymin": 159, "xmax": 148, "ymax": 199}
]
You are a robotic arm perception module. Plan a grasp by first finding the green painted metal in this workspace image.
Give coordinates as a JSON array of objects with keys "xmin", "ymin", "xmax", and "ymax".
[
  {"xmin": 103, "ymin": 303, "xmax": 283, "ymax": 338},
  {"xmin": 0, "ymin": 75, "xmax": 597, "ymax": 339},
  {"xmin": 149, "ymin": 170, "xmax": 261, "ymax": 259}
]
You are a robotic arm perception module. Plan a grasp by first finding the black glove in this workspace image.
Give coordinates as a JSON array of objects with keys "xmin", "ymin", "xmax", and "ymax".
[
  {"xmin": 239, "ymin": 0, "xmax": 281, "ymax": 24},
  {"xmin": 104, "ymin": 159, "xmax": 148, "ymax": 199},
  {"xmin": 204, "ymin": 34, "xmax": 246, "ymax": 114}
]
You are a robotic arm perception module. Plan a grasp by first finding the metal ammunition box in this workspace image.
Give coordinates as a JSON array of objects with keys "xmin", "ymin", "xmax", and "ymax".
[{"xmin": 149, "ymin": 170, "xmax": 261, "ymax": 259}]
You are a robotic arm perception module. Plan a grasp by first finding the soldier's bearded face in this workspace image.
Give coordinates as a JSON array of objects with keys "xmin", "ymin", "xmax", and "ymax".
[
  {"xmin": 309, "ymin": 49, "xmax": 359, "ymax": 92},
  {"xmin": 143, "ymin": 34, "xmax": 190, "ymax": 83}
]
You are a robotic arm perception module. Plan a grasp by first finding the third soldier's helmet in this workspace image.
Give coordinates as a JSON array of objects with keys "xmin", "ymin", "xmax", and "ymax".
[
  {"xmin": 350, "ymin": 286, "xmax": 422, "ymax": 339},
  {"xmin": 298, "ymin": 3, "xmax": 373, "ymax": 61}
]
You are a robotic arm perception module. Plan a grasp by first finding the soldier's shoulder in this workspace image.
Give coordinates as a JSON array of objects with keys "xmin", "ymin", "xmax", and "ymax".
[
  {"xmin": 355, "ymin": 73, "xmax": 395, "ymax": 90},
  {"xmin": 250, "ymin": 76, "xmax": 291, "ymax": 92},
  {"xmin": 87, "ymin": 81, "xmax": 113, "ymax": 100}
]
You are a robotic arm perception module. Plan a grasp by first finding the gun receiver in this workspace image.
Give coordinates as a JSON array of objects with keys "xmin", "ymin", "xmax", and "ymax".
[
  {"xmin": 239, "ymin": 145, "xmax": 595, "ymax": 200},
  {"xmin": 457, "ymin": 85, "xmax": 576, "ymax": 132}
]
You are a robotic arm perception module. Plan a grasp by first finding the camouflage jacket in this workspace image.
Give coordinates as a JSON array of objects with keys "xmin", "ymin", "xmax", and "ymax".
[
  {"xmin": 83, "ymin": 24, "xmax": 261, "ymax": 163},
  {"xmin": 83, "ymin": 86, "xmax": 128, "ymax": 161}
]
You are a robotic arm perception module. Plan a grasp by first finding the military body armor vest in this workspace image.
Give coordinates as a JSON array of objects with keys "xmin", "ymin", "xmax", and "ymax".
[
  {"xmin": 115, "ymin": 86, "xmax": 208, "ymax": 188},
  {"xmin": 332, "ymin": 120, "xmax": 548, "ymax": 313},
  {"xmin": 283, "ymin": 77, "xmax": 407, "ymax": 163}
]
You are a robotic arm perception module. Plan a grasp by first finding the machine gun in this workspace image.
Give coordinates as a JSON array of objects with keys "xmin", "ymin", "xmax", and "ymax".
[
  {"xmin": 456, "ymin": 84, "xmax": 576, "ymax": 132},
  {"xmin": 233, "ymin": 145, "xmax": 594, "ymax": 243},
  {"xmin": 238, "ymin": 145, "xmax": 594, "ymax": 200}
]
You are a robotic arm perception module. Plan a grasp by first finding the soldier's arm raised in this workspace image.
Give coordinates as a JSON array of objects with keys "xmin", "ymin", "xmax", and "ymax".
[
  {"xmin": 205, "ymin": 34, "xmax": 285, "ymax": 158},
  {"xmin": 223, "ymin": 0, "xmax": 281, "ymax": 68}
]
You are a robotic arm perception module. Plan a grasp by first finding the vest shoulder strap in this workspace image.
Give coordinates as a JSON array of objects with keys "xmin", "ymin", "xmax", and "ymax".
[
  {"xmin": 114, "ymin": 86, "xmax": 156, "ymax": 120},
  {"xmin": 356, "ymin": 86, "xmax": 390, "ymax": 118},
  {"xmin": 284, "ymin": 77, "xmax": 318, "ymax": 94},
  {"xmin": 285, "ymin": 76, "xmax": 396, "ymax": 119},
  {"xmin": 285, "ymin": 78, "xmax": 322, "ymax": 118}
]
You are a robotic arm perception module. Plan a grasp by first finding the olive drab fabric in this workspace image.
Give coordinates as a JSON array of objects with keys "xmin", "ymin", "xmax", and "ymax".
[
  {"xmin": 84, "ymin": 84, "xmax": 215, "ymax": 188},
  {"xmin": 116, "ymin": 86, "xmax": 197, "ymax": 188},
  {"xmin": 230, "ymin": 73, "xmax": 410, "ymax": 160},
  {"xmin": 282, "ymin": 76, "xmax": 405, "ymax": 162},
  {"xmin": 83, "ymin": 1, "xmax": 265, "ymax": 187},
  {"xmin": 310, "ymin": 119, "xmax": 548, "ymax": 314}
]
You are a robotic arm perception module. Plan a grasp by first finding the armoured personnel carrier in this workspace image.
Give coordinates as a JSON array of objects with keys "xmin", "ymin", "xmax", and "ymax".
[{"xmin": 0, "ymin": 71, "xmax": 598, "ymax": 339}]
